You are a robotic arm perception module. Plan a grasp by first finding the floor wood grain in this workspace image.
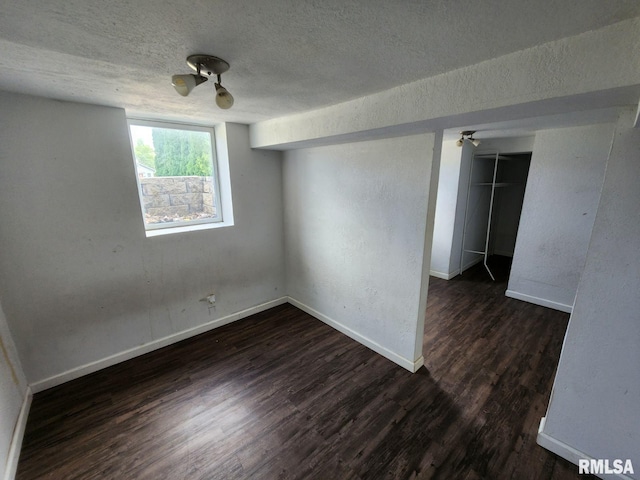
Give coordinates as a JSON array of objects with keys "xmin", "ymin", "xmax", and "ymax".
[{"xmin": 16, "ymin": 258, "xmax": 591, "ymax": 479}]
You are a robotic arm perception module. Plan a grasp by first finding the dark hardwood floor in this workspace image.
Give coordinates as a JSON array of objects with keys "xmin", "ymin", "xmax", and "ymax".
[{"xmin": 17, "ymin": 258, "xmax": 589, "ymax": 479}]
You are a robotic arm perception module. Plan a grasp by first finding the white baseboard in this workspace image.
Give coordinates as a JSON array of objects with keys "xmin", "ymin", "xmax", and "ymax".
[
  {"xmin": 287, "ymin": 297, "xmax": 424, "ymax": 373},
  {"xmin": 430, "ymin": 255, "xmax": 485, "ymax": 280},
  {"xmin": 429, "ymin": 269, "xmax": 459, "ymax": 280},
  {"xmin": 4, "ymin": 387, "xmax": 32, "ymax": 480},
  {"xmin": 537, "ymin": 417, "xmax": 635, "ymax": 480},
  {"xmin": 30, "ymin": 297, "xmax": 289, "ymax": 393},
  {"xmin": 29, "ymin": 295, "xmax": 426, "ymax": 392},
  {"xmin": 505, "ymin": 290, "xmax": 573, "ymax": 313}
]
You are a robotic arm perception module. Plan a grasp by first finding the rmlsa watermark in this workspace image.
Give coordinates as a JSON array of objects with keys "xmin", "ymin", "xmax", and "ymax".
[{"xmin": 578, "ymin": 458, "xmax": 634, "ymax": 475}]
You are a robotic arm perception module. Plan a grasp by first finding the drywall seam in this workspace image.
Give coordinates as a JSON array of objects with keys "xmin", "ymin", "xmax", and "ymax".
[
  {"xmin": 3, "ymin": 387, "xmax": 31, "ymax": 480},
  {"xmin": 505, "ymin": 290, "xmax": 573, "ymax": 313},
  {"xmin": 537, "ymin": 418, "xmax": 634, "ymax": 480},
  {"xmin": 287, "ymin": 297, "xmax": 424, "ymax": 373},
  {"xmin": 29, "ymin": 297, "xmax": 288, "ymax": 393}
]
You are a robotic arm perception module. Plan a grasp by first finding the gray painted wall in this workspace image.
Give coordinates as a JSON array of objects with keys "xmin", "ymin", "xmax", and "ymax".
[
  {"xmin": 507, "ymin": 124, "xmax": 614, "ymax": 312},
  {"xmin": 284, "ymin": 134, "xmax": 434, "ymax": 369},
  {"xmin": 539, "ymin": 109, "xmax": 640, "ymax": 474},
  {"xmin": 0, "ymin": 92, "xmax": 285, "ymax": 387}
]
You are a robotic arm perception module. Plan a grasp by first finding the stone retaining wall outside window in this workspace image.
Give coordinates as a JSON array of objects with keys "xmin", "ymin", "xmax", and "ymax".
[{"xmin": 140, "ymin": 176, "xmax": 216, "ymax": 224}]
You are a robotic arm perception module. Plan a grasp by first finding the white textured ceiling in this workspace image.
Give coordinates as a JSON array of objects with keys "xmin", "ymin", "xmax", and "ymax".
[{"xmin": 1, "ymin": 0, "xmax": 639, "ymax": 125}]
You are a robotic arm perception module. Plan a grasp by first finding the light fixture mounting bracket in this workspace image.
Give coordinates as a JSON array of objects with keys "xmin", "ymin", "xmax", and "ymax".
[
  {"xmin": 460, "ymin": 130, "xmax": 476, "ymax": 137},
  {"xmin": 186, "ymin": 54, "xmax": 230, "ymax": 77}
]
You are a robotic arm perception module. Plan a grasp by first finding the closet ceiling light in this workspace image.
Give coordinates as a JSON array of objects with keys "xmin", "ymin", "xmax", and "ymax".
[
  {"xmin": 457, "ymin": 130, "xmax": 480, "ymax": 147},
  {"xmin": 171, "ymin": 54, "xmax": 234, "ymax": 109}
]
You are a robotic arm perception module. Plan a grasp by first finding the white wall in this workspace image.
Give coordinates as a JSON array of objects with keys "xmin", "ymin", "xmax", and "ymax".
[
  {"xmin": 0, "ymin": 300, "xmax": 28, "ymax": 480},
  {"xmin": 0, "ymin": 92, "xmax": 285, "ymax": 389},
  {"xmin": 284, "ymin": 133, "xmax": 434, "ymax": 371},
  {"xmin": 429, "ymin": 140, "xmax": 473, "ymax": 279},
  {"xmin": 538, "ymin": 109, "xmax": 640, "ymax": 475},
  {"xmin": 507, "ymin": 124, "xmax": 614, "ymax": 312}
]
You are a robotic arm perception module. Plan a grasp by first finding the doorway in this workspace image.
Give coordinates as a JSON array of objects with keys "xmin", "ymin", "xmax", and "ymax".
[{"xmin": 460, "ymin": 151, "xmax": 531, "ymax": 281}]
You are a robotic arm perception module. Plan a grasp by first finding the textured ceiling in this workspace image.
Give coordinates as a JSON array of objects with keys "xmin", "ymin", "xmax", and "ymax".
[{"xmin": 1, "ymin": 0, "xmax": 639, "ymax": 125}]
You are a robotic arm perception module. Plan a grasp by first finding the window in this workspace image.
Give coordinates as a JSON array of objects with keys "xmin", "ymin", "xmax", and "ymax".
[{"xmin": 128, "ymin": 120, "xmax": 228, "ymax": 236}]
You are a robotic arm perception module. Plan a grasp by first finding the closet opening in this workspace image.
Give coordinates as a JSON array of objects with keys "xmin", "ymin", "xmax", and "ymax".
[{"xmin": 460, "ymin": 151, "xmax": 531, "ymax": 281}]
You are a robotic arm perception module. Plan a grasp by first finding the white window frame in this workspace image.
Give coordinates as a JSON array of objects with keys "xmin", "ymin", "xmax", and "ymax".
[{"xmin": 127, "ymin": 119, "xmax": 233, "ymax": 237}]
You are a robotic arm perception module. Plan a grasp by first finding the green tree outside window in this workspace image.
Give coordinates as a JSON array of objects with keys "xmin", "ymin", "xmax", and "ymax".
[{"xmin": 152, "ymin": 128, "xmax": 213, "ymax": 176}]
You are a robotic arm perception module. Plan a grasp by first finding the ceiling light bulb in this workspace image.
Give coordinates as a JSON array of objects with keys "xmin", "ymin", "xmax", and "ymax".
[
  {"xmin": 471, "ymin": 138, "xmax": 481, "ymax": 147},
  {"xmin": 215, "ymin": 84, "xmax": 234, "ymax": 109},
  {"xmin": 172, "ymin": 74, "xmax": 207, "ymax": 97},
  {"xmin": 456, "ymin": 138, "xmax": 464, "ymax": 147}
]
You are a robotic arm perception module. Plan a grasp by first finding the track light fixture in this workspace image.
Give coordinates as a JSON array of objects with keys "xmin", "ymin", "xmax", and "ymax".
[
  {"xmin": 172, "ymin": 54, "xmax": 234, "ymax": 109},
  {"xmin": 456, "ymin": 130, "xmax": 480, "ymax": 147}
]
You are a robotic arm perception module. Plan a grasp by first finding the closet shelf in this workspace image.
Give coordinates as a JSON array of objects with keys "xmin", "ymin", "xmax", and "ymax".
[
  {"xmin": 471, "ymin": 182, "xmax": 522, "ymax": 187},
  {"xmin": 474, "ymin": 154, "xmax": 518, "ymax": 161}
]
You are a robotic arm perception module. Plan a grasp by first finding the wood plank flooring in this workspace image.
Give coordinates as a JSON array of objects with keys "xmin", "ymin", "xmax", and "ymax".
[{"xmin": 17, "ymin": 258, "xmax": 591, "ymax": 479}]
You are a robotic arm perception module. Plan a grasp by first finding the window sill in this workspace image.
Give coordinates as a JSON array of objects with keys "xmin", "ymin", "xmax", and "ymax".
[{"xmin": 144, "ymin": 219, "xmax": 234, "ymax": 237}]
